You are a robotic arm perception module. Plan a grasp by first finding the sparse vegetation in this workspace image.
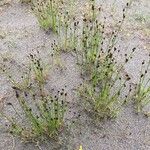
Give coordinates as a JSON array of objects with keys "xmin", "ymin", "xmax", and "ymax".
[
  {"xmin": 0, "ymin": 53, "xmax": 66, "ymax": 141},
  {"xmin": 76, "ymin": 2, "xmax": 135, "ymax": 119},
  {"xmin": 134, "ymin": 56, "xmax": 150, "ymax": 113}
]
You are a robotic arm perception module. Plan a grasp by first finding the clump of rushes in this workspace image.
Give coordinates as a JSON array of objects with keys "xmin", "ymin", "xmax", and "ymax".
[
  {"xmin": 31, "ymin": 0, "xmax": 64, "ymax": 32},
  {"xmin": 134, "ymin": 55, "xmax": 150, "ymax": 114},
  {"xmin": 56, "ymin": 10, "xmax": 78, "ymax": 52},
  {"xmin": 58, "ymin": 11, "xmax": 70, "ymax": 51},
  {"xmin": 79, "ymin": 3, "xmax": 129, "ymax": 75},
  {"xmin": 28, "ymin": 51, "xmax": 46, "ymax": 86},
  {"xmin": 0, "ymin": 55, "xmax": 67, "ymax": 141},
  {"xmin": 31, "ymin": 0, "xmax": 80, "ymax": 51},
  {"xmin": 78, "ymin": 3, "xmax": 135, "ymax": 120},
  {"xmin": 79, "ymin": 47, "xmax": 135, "ymax": 120},
  {"xmin": 8, "ymin": 88, "xmax": 67, "ymax": 141}
]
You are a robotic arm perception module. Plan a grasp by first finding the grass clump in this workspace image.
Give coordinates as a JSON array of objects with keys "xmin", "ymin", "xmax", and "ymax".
[
  {"xmin": 78, "ymin": 3, "xmax": 136, "ymax": 120},
  {"xmin": 31, "ymin": 0, "xmax": 64, "ymax": 32},
  {"xmin": 79, "ymin": 47, "xmax": 135, "ymax": 120},
  {"xmin": 9, "ymin": 87, "xmax": 66, "ymax": 141},
  {"xmin": 0, "ymin": 53, "xmax": 67, "ymax": 142},
  {"xmin": 134, "ymin": 55, "xmax": 150, "ymax": 113}
]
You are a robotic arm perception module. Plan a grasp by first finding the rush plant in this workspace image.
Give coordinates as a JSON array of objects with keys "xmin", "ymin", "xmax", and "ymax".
[
  {"xmin": 134, "ymin": 56, "xmax": 150, "ymax": 113},
  {"xmin": 78, "ymin": 2, "xmax": 135, "ymax": 120},
  {"xmin": 31, "ymin": 0, "xmax": 64, "ymax": 32},
  {"xmin": 0, "ymin": 54, "xmax": 67, "ymax": 141},
  {"xmin": 79, "ymin": 47, "xmax": 135, "ymax": 120}
]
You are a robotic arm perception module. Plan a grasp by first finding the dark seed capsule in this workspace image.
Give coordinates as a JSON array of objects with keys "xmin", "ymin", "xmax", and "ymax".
[
  {"xmin": 125, "ymin": 59, "xmax": 128, "ymax": 63},
  {"xmin": 109, "ymin": 53, "xmax": 113, "ymax": 58},
  {"xmin": 114, "ymin": 47, "xmax": 117, "ymax": 51},
  {"xmin": 7, "ymin": 102, "xmax": 12, "ymax": 106},
  {"xmin": 10, "ymin": 131, "xmax": 13, "ymax": 134},
  {"xmin": 126, "ymin": 77, "xmax": 131, "ymax": 81},
  {"xmin": 142, "ymin": 61, "xmax": 145, "ymax": 65},
  {"xmin": 30, "ymin": 54, "xmax": 34, "ymax": 59},
  {"xmin": 15, "ymin": 91, "xmax": 19, "ymax": 98},
  {"xmin": 83, "ymin": 18, "xmax": 87, "ymax": 22},
  {"xmin": 123, "ymin": 14, "xmax": 126, "ymax": 19},
  {"xmin": 60, "ymin": 92, "xmax": 64, "ymax": 95},
  {"xmin": 141, "ymin": 74, "xmax": 144, "ymax": 78},
  {"xmin": 61, "ymin": 101, "xmax": 64, "ymax": 105},
  {"xmin": 29, "ymin": 108, "xmax": 32, "ymax": 111},
  {"xmin": 55, "ymin": 117, "xmax": 58, "ymax": 120},
  {"xmin": 12, "ymin": 86, "xmax": 19, "ymax": 90},
  {"xmin": 40, "ymin": 68, "xmax": 43, "ymax": 72},
  {"xmin": 33, "ymin": 94, "xmax": 36, "ymax": 99},
  {"xmin": 132, "ymin": 47, "xmax": 136, "ymax": 52},
  {"xmin": 24, "ymin": 92, "xmax": 28, "ymax": 97}
]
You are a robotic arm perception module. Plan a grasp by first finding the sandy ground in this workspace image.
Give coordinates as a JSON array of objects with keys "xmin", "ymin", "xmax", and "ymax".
[{"xmin": 0, "ymin": 0, "xmax": 150, "ymax": 150}]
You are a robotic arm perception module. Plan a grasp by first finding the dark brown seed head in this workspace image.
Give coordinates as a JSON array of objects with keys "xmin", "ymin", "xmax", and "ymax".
[
  {"xmin": 141, "ymin": 74, "xmax": 144, "ymax": 78},
  {"xmin": 15, "ymin": 91, "xmax": 19, "ymax": 98},
  {"xmin": 126, "ymin": 77, "xmax": 131, "ymax": 81},
  {"xmin": 123, "ymin": 14, "xmax": 126, "ymax": 19},
  {"xmin": 7, "ymin": 102, "xmax": 12, "ymax": 106},
  {"xmin": 24, "ymin": 92, "xmax": 28, "ymax": 97},
  {"xmin": 125, "ymin": 58, "xmax": 128, "ymax": 63},
  {"xmin": 132, "ymin": 47, "xmax": 136, "ymax": 52},
  {"xmin": 83, "ymin": 18, "xmax": 87, "ymax": 22},
  {"xmin": 92, "ymin": 5, "xmax": 94, "ymax": 10},
  {"xmin": 29, "ymin": 108, "xmax": 32, "ymax": 111}
]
